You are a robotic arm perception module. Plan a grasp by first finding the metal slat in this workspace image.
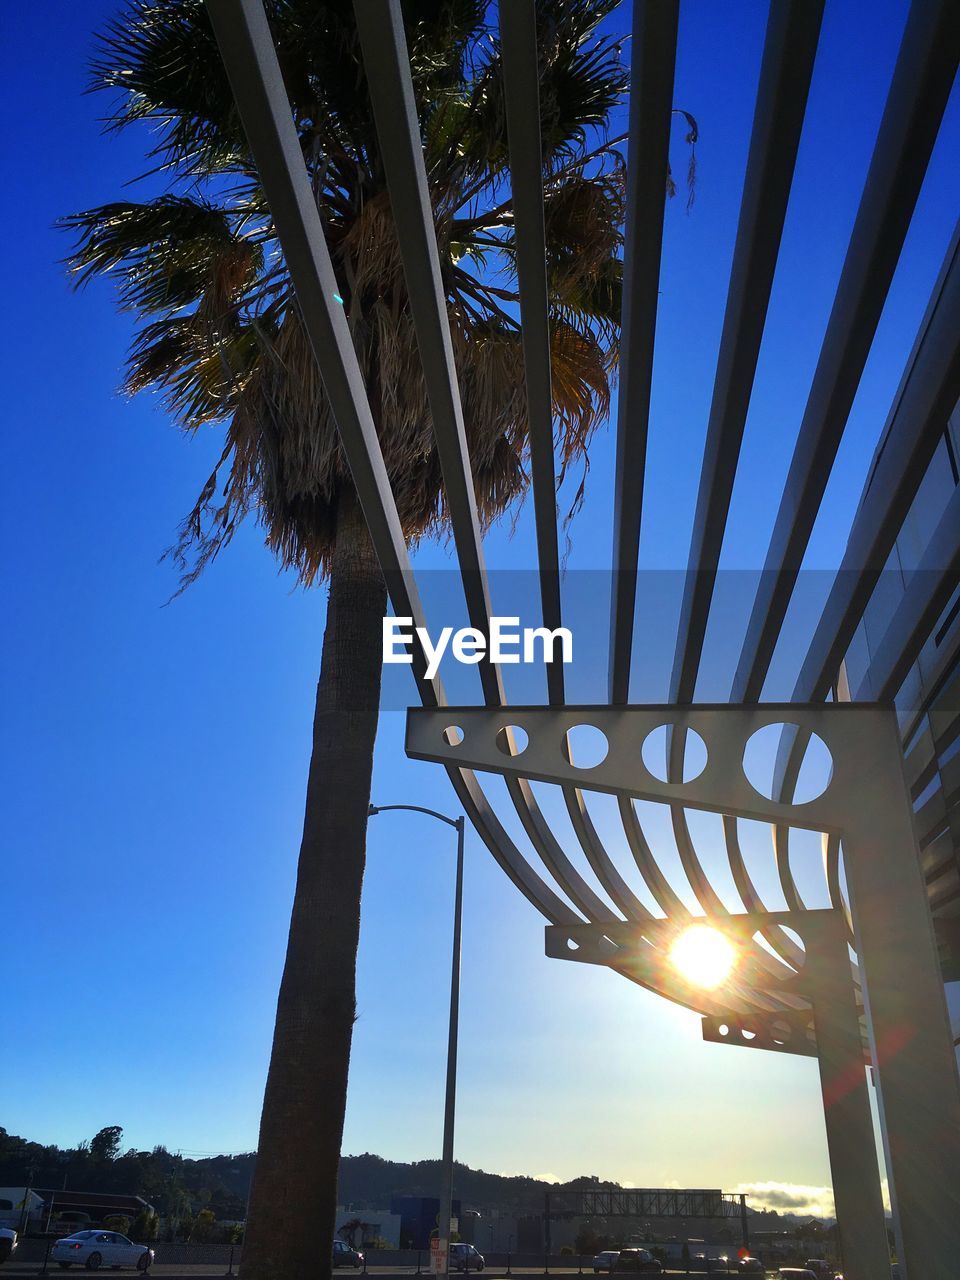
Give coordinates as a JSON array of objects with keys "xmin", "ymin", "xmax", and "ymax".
[
  {"xmin": 669, "ymin": 0, "xmax": 825, "ymax": 707},
  {"xmin": 498, "ymin": 0, "xmax": 564, "ymax": 707},
  {"xmin": 609, "ymin": 0, "xmax": 680, "ymax": 704},
  {"xmin": 204, "ymin": 0, "xmax": 440, "ymax": 707},
  {"xmin": 664, "ymin": 0, "xmax": 828, "ymax": 966},
  {"xmin": 446, "ymin": 768, "xmax": 582, "ymax": 924},
  {"xmin": 563, "ymin": 789, "xmax": 657, "ymax": 922},
  {"xmin": 731, "ymin": 0, "xmax": 960, "ymax": 703},
  {"xmin": 352, "ymin": 0, "xmax": 504, "ymax": 708},
  {"xmin": 506, "ymin": 778, "xmax": 621, "ymax": 924},
  {"xmin": 498, "ymin": 0, "xmax": 668, "ymax": 923},
  {"xmin": 500, "ymin": 2, "xmax": 639, "ymax": 914},
  {"xmin": 618, "ymin": 795, "xmax": 690, "ymax": 917}
]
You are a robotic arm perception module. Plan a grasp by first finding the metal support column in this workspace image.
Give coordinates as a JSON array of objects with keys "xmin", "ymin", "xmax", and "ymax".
[
  {"xmin": 801, "ymin": 914, "xmax": 890, "ymax": 1279},
  {"xmin": 844, "ymin": 720, "xmax": 960, "ymax": 1277}
]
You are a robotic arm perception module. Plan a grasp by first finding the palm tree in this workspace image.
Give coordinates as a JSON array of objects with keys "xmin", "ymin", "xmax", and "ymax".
[{"xmin": 63, "ymin": 3, "xmax": 690, "ymax": 1277}]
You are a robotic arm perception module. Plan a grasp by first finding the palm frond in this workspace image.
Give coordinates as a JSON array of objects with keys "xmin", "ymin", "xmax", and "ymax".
[{"xmin": 60, "ymin": 197, "xmax": 261, "ymax": 316}]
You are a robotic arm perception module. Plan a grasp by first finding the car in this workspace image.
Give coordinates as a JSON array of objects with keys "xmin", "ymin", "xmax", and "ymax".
[
  {"xmin": 50, "ymin": 1230, "xmax": 153, "ymax": 1271},
  {"xmin": 777, "ymin": 1271, "xmax": 817, "ymax": 1280},
  {"xmin": 333, "ymin": 1239, "xmax": 364, "ymax": 1269},
  {"xmin": 449, "ymin": 1243, "xmax": 485, "ymax": 1272},
  {"xmin": 737, "ymin": 1260, "xmax": 763, "ymax": 1274},
  {"xmin": 0, "ymin": 1229, "xmax": 17, "ymax": 1264},
  {"xmin": 592, "ymin": 1251, "xmax": 620, "ymax": 1272},
  {"xmin": 612, "ymin": 1249, "xmax": 663, "ymax": 1274},
  {"xmin": 804, "ymin": 1263, "xmax": 837, "ymax": 1279}
]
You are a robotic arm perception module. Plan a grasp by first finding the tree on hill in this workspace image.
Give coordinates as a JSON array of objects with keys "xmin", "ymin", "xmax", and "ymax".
[{"xmin": 90, "ymin": 1127, "xmax": 124, "ymax": 1163}]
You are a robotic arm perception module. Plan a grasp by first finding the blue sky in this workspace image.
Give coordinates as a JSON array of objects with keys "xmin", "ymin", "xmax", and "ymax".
[{"xmin": 2, "ymin": 0, "xmax": 957, "ymax": 1218}]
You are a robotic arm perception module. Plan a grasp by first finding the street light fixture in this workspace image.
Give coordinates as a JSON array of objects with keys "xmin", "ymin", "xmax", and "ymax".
[{"xmin": 368, "ymin": 803, "xmax": 465, "ymax": 1280}]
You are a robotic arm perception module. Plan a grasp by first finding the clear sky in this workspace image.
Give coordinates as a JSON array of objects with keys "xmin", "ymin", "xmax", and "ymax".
[{"xmin": 3, "ymin": 0, "xmax": 957, "ymax": 1222}]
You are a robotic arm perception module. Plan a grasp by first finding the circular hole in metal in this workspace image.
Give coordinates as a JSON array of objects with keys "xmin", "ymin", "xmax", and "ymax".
[
  {"xmin": 641, "ymin": 724, "xmax": 708, "ymax": 783},
  {"xmin": 740, "ymin": 1027, "xmax": 757, "ymax": 1041},
  {"xmin": 718, "ymin": 1024, "xmax": 729, "ymax": 1037},
  {"xmin": 742, "ymin": 722, "xmax": 833, "ymax": 803},
  {"xmin": 566, "ymin": 937, "xmax": 579, "ymax": 952},
  {"xmin": 752, "ymin": 927, "xmax": 806, "ymax": 971},
  {"xmin": 565, "ymin": 724, "xmax": 608, "ymax": 768},
  {"xmin": 496, "ymin": 725, "xmax": 528, "ymax": 756},
  {"xmin": 443, "ymin": 725, "xmax": 464, "ymax": 746},
  {"xmin": 781, "ymin": 926, "xmax": 804, "ymax": 950}
]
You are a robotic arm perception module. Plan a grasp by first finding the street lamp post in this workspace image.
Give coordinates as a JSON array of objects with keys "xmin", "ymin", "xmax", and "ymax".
[{"xmin": 368, "ymin": 803, "xmax": 465, "ymax": 1280}]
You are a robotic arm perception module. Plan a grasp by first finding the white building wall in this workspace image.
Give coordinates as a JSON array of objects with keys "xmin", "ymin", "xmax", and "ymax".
[{"xmin": 334, "ymin": 1208, "xmax": 402, "ymax": 1248}]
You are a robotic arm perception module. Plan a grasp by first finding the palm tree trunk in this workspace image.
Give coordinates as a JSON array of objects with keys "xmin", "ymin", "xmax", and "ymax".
[{"xmin": 240, "ymin": 488, "xmax": 386, "ymax": 1280}]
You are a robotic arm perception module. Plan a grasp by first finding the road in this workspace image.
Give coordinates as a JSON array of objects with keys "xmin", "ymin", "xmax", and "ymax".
[{"xmin": 0, "ymin": 1267, "xmax": 759, "ymax": 1279}]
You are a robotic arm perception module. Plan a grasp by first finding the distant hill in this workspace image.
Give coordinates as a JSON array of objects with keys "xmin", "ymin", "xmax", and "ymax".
[
  {"xmin": 1, "ymin": 1128, "xmax": 827, "ymax": 1230},
  {"xmin": 336, "ymin": 1156, "xmax": 832, "ymax": 1232},
  {"xmin": 338, "ymin": 1154, "xmax": 610, "ymax": 1213}
]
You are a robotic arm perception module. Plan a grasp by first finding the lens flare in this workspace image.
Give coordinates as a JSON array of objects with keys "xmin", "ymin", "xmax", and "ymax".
[{"xmin": 669, "ymin": 925, "xmax": 738, "ymax": 990}]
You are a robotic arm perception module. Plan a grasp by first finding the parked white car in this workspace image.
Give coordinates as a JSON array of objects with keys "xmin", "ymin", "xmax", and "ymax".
[
  {"xmin": 449, "ymin": 1243, "xmax": 484, "ymax": 1272},
  {"xmin": 51, "ymin": 1230, "xmax": 153, "ymax": 1271},
  {"xmin": 0, "ymin": 1228, "xmax": 17, "ymax": 1264}
]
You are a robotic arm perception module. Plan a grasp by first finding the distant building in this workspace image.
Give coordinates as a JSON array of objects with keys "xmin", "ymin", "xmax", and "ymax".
[
  {"xmin": 0, "ymin": 1190, "xmax": 44, "ymax": 1232},
  {"xmin": 0, "ymin": 1188, "xmax": 153, "ymax": 1235},
  {"xmin": 390, "ymin": 1196, "xmax": 462, "ymax": 1249},
  {"xmin": 334, "ymin": 1207, "xmax": 402, "ymax": 1248}
]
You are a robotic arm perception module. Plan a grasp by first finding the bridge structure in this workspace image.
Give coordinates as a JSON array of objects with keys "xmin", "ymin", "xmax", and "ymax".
[
  {"xmin": 203, "ymin": 2, "xmax": 960, "ymax": 1277},
  {"xmin": 547, "ymin": 1189, "xmax": 739, "ymax": 1222},
  {"xmin": 542, "ymin": 1187, "xmax": 749, "ymax": 1253}
]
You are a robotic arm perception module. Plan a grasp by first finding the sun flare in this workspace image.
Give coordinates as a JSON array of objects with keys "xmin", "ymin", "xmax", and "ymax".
[{"xmin": 669, "ymin": 925, "xmax": 738, "ymax": 990}]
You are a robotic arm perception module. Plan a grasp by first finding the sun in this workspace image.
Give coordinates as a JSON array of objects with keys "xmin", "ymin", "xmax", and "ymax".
[{"xmin": 669, "ymin": 925, "xmax": 738, "ymax": 990}]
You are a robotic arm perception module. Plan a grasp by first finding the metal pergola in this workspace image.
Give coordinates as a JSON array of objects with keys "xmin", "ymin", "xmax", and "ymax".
[{"xmin": 204, "ymin": 3, "xmax": 960, "ymax": 1278}]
